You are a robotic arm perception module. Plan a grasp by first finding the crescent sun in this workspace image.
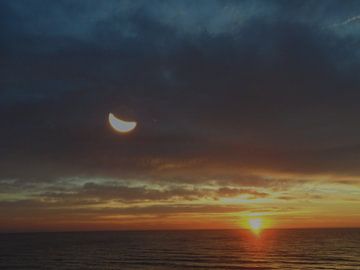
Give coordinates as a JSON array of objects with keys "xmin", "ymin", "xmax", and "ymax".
[{"xmin": 108, "ymin": 113, "xmax": 137, "ymax": 133}]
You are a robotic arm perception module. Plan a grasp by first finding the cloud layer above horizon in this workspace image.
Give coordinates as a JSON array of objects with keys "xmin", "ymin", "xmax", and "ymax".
[{"xmin": 1, "ymin": 0, "xmax": 360, "ymax": 231}]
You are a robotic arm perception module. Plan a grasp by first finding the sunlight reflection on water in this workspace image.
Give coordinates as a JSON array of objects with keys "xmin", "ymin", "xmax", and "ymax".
[{"xmin": 0, "ymin": 229, "xmax": 359, "ymax": 269}]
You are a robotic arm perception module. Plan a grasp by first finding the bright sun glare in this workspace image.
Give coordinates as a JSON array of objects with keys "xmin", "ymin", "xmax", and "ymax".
[{"xmin": 248, "ymin": 218, "xmax": 263, "ymax": 235}]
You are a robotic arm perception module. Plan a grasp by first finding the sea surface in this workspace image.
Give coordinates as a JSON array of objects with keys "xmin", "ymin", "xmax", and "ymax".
[{"xmin": 0, "ymin": 229, "xmax": 359, "ymax": 269}]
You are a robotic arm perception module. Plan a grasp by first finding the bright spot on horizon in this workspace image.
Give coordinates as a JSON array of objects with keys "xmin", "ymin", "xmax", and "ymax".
[{"xmin": 248, "ymin": 218, "xmax": 264, "ymax": 235}]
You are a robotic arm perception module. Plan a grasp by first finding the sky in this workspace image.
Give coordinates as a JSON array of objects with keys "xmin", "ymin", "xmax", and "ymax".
[{"xmin": 1, "ymin": 0, "xmax": 360, "ymax": 232}]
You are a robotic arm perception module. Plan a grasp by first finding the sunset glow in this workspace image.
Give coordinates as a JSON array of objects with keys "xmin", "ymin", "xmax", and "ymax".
[
  {"xmin": 248, "ymin": 218, "xmax": 263, "ymax": 234},
  {"xmin": 0, "ymin": 0, "xmax": 360, "ymax": 234},
  {"xmin": 2, "ymin": 1, "xmax": 360, "ymax": 269}
]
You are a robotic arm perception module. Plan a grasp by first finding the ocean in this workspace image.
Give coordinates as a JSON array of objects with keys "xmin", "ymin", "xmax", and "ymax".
[{"xmin": 0, "ymin": 229, "xmax": 359, "ymax": 269}]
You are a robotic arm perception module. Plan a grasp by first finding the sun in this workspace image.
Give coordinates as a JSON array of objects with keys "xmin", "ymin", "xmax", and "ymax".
[{"xmin": 247, "ymin": 218, "xmax": 264, "ymax": 235}]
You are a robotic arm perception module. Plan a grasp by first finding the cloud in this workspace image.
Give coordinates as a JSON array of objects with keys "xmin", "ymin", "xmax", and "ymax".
[
  {"xmin": 217, "ymin": 187, "xmax": 268, "ymax": 199},
  {"xmin": 13, "ymin": 180, "xmax": 269, "ymax": 205},
  {"xmin": 1, "ymin": 0, "xmax": 360, "ymax": 230},
  {"xmin": 332, "ymin": 14, "xmax": 360, "ymax": 27}
]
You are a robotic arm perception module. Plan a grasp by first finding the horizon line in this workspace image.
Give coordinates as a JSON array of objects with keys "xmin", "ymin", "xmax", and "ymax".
[{"xmin": 1, "ymin": 227, "xmax": 360, "ymax": 235}]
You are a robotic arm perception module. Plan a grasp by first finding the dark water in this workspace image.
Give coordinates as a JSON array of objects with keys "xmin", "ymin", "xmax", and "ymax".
[{"xmin": 0, "ymin": 229, "xmax": 359, "ymax": 269}]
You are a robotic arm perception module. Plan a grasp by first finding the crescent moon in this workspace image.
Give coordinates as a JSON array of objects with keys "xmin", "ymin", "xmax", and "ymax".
[{"xmin": 108, "ymin": 113, "xmax": 137, "ymax": 133}]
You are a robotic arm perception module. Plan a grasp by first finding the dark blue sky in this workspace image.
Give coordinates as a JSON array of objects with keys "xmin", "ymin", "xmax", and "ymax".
[{"xmin": 1, "ymin": 0, "xmax": 360, "ymax": 231}]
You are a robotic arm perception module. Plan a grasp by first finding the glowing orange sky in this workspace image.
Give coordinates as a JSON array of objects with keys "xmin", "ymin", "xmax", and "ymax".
[
  {"xmin": 1, "ymin": 0, "xmax": 360, "ymax": 232},
  {"xmin": 1, "ymin": 169, "xmax": 359, "ymax": 232}
]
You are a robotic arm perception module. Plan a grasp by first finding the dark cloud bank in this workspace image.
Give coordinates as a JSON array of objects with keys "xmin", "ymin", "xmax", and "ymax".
[{"xmin": 1, "ymin": 0, "xmax": 360, "ymax": 230}]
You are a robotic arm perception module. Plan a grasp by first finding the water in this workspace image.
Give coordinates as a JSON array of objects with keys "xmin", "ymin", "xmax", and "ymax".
[{"xmin": 0, "ymin": 229, "xmax": 359, "ymax": 269}]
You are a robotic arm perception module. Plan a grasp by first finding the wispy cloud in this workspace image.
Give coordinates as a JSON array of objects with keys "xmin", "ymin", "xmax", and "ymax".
[{"xmin": 331, "ymin": 14, "xmax": 360, "ymax": 27}]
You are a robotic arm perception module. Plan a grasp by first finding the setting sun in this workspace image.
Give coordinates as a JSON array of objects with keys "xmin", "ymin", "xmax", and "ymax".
[{"xmin": 247, "ymin": 218, "xmax": 265, "ymax": 235}]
